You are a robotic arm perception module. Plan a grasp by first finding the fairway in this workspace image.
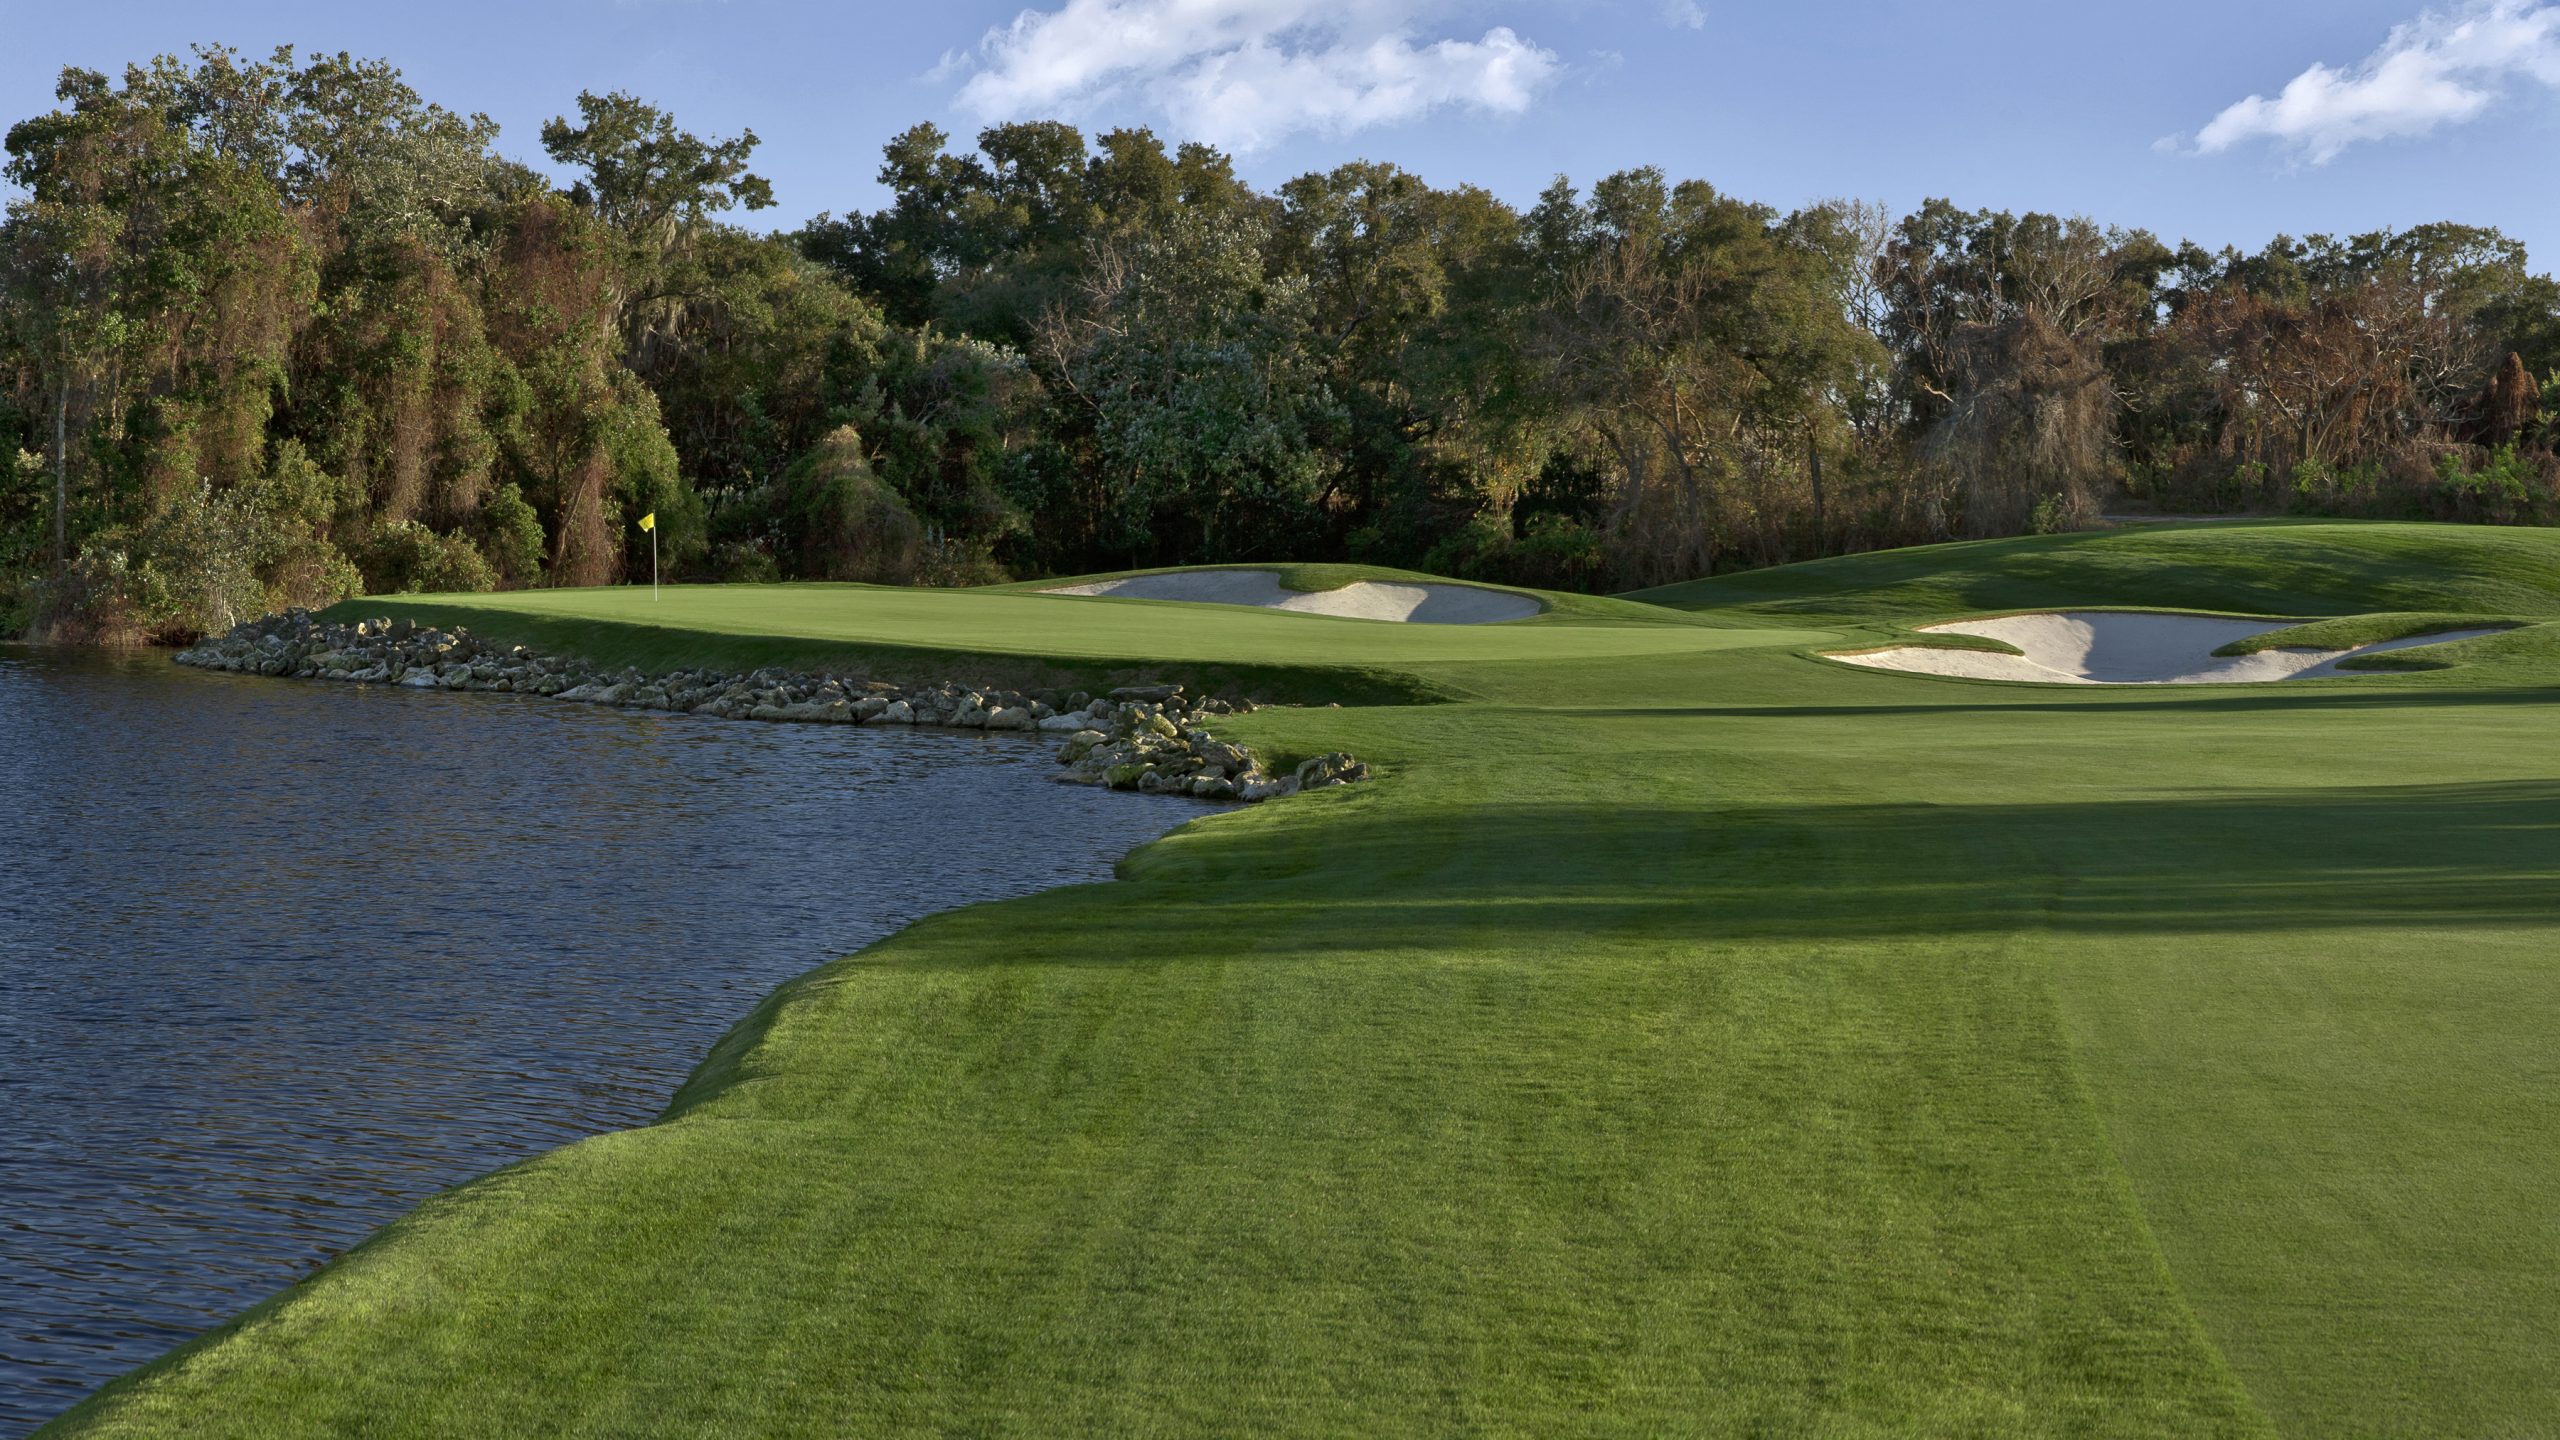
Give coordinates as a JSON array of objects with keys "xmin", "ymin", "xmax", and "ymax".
[{"xmin": 49, "ymin": 524, "xmax": 2560, "ymax": 1437}]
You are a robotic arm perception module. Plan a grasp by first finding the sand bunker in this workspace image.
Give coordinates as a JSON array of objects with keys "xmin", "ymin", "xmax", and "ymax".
[
  {"xmin": 1045, "ymin": 569, "xmax": 1541, "ymax": 624},
  {"xmin": 1833, "ymin": 611, "xmax": 2504, "ymax": 685}
]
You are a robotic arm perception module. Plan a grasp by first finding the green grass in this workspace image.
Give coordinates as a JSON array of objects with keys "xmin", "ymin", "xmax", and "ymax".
[
  {"xmin": 1631, "ymin": 520, "xmax": 2560, "ymax": 625},
  {"xmin": 2210, "ymin": 612, "xmax": 2531, "ymax": 656},
  {"xmin": 997, "ymin": 561, "xmax": 1690, "ymax": 625},
  {"xmin": 49, "ymin": 521, "xmax": 2560, "ymax": 1437},
  {"xmin": 315, "ymin": 575, "xmax": 1771, "ymax": 707}
]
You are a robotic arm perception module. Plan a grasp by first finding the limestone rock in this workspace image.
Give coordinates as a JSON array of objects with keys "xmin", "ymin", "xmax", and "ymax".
[
  {"xmin": 1294, "ymin": 753, "xmax": 1371, "ymax": 790},
  {"xmin": 169, "ymin": 609, "xmax": 1377, "ymax": 807}
]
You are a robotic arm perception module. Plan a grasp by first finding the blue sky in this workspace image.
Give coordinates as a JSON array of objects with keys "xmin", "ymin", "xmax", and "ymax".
[{"xmin": 9, "ymin": 0, "xmax": 2558, "ymax": 262}]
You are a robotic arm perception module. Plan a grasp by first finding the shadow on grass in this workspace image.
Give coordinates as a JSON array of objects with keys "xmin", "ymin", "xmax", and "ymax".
[
  {"xmin": 1575, "ymin": 684, "xmax": 2560, "ymax": 721},
  {"xmin": 990, "ymin": 779, "xmax": 2560, "ymax": 959},
  {"xmin": 1677, "ymin": 528, "xmax": 2560, "ymax": 624}
]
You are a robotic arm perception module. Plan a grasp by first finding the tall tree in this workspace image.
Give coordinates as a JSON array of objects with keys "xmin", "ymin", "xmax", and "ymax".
[
  {"xmin": 1529, "ymin": 171, "xmax": 1879, "ymax": 580},
  {"xmin": 541, "ymin": 89, "xmax": 774, "ymax": 360},
  {"xmin": 1034, "ymin": 207, "xmax": 1339, "ymax": 565},
  {"xmin": 1876, "ymin": 203, "xmax": 2163, "ymax": 534}
]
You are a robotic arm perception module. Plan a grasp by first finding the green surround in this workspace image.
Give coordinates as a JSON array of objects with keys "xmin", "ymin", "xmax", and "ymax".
[{"xmin": 49, "ymin": 524, "xmax": 2560, "ymax": 1438}]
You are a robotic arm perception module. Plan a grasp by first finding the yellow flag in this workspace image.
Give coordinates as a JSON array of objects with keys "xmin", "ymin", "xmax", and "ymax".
[{"xmin": 638, "ymin": 512, "xmax": 656, "ymax": 532}]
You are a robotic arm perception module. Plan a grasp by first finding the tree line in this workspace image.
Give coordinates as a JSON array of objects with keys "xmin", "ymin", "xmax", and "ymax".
[{"xmin": 4, "ymin": 46, "xmax": 2555, "ymax": 640}]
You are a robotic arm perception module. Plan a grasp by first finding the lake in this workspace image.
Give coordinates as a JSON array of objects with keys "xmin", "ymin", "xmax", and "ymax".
[{"xmin": 0, "ymin": 648, "xmax": 1207, "ymax": 1434}]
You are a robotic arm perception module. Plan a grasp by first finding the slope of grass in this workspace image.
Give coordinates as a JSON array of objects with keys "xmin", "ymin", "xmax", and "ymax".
[
  {"xmin": 51, "ymin": 527, "xmax": 2560, "ymax": 1437},
  {"xmin": 1633, "ymin": 520, "xmax": 2560, "ymax": 625},
  {"xmin": 2210, "ymin": 612, "xmax": 2532, "ymax": 655}
]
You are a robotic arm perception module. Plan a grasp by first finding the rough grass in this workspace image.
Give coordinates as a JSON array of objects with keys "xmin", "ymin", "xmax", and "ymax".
[{"xmin": 50, "ymin": 521, "xmax": 2560, "ymax": 1438}]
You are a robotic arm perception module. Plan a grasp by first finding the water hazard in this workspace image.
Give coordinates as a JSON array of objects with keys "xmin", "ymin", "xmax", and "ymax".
[{"xmin": 0, "ymin": 648, "xmax": 1209, "ymax": 1433}]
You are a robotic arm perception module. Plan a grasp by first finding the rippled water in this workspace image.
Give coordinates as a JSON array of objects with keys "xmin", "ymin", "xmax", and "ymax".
[{"xmin": 0, "ymin": 647, "xmax": 1209, "ymax": 1434}]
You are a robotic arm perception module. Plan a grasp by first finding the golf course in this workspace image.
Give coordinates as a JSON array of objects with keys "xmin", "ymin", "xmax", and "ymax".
[{"xmin": 47, "ymin": 519, "xmax": 2560, "ymax": 1437}]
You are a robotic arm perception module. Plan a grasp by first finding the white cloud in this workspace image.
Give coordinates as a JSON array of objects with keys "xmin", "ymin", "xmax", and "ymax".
[
  {"xmin": 1660, "ymin": 0, "xmax": 1706, "ymax": 30},
  {"xmin": 2188, "ymin": 0, "xmax": 2560, "ymax": 163},
  {"xmin": 950, "ymin": 1, "xmax": 1563, "ymax": 151}
]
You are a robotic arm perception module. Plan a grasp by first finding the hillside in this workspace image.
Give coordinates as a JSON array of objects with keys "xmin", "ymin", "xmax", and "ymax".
[{"xmin": 1633, "ymin": 521, "xmax": 2560, "ymax": 624}]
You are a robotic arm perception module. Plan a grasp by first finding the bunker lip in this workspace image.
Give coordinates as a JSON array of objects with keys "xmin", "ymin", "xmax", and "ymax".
[
  {"xmin": 1041, "ymin": 569, "xmax": 1543, "ymax": 624},
  {"xmin": 1829, "ymin": 610, "xmax": 2508, "ymax": 685}
]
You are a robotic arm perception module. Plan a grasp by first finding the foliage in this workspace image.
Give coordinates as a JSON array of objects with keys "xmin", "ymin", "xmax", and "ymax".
[
  {"xmin": 124, "ymin": 484, "xmax": 279, "ymax": 638},
  {"xmin": 1036, "ymin": 208, "xmax": 1344, "ymax": 565},
  {"xmin": 357, "ymin": 519, "xmax": 498, "ymax": 594},
  {"xmin": 766, "ymin": 425, "xmax": 925, "ymax": 583},
  {"xmin": 0, "ymin": 51, "xmax": 722, "ymax": 634},
  {"xmin": 6, "ymin": 49, "xmax": 2560, "ymax": 637},
  {"xmin": 40, "ymin": 470, "xmax": 363, "ymax": 641},
  {"xmin": 540, "ymin": 90, "xmax": 772, "ymax": 242},
  {"xmin": 2430, "ymin": 443, "xmax": 2550, "ymax": 523},
  {"xmin": 477, "ymin": 481, "xmax": 546, "ymax": 586},
  {"xmin": 1876, "ymin": 203, "xmax": 2159, "ymax": 536},
  {"xmin": 1527, "ymin": 172, "xmax": 1885, "ymax": 581}
]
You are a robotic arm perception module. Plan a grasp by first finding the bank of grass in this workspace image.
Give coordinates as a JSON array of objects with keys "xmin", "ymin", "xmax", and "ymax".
[
  {"xmin": 1633, "ymin": 519, "xmax": 2560, "ymax": 624},
  {"xmin": 2208, "ymin": 611, "xmax": 2532, "ymax": 657},
  {"xmin": 50, "ymin": 521, "xmax": 2560, "ymax": 1437}
]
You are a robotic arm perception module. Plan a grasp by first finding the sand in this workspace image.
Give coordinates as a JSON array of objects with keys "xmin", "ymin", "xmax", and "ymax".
[
  {"xmin": 1044, "ymin": 570, "xmax": 1542, "ymax": 624},
  {"xmin": 1832, "ymin": 611, "xmax": 2505, "ymax": 685}
]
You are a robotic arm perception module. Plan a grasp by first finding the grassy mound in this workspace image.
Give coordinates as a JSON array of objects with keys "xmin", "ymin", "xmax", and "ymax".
[
  {"xmin": 1635, "ymin": 521, "xmax": 2560, "ymax": 624},
  {"xmin": 2210, "ymin": 613, "xmax": 2531, "ymax": 656},
  {"xmin": 316, "ymin": 575, "xmax": 1747, "ymax": 708},
  {"xmin": 53, "ymin": 533, "xmax": 2560, "ymax": 1438}
]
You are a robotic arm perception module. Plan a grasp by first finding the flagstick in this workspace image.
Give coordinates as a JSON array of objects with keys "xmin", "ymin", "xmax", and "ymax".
[{"xmin": 651, "ymin": 524, "xmax": 659, "ymax": 602}]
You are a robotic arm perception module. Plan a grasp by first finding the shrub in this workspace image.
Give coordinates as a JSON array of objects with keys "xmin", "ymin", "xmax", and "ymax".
[
  {"xmin": 916, "ymin": 538, "xmax": 1011, "ymax": 588},
  {"xmin": 2430, "ymin": 445, "xmax": 2545, "ymax": 523},
  {"xmin": 1421, "ymin": 511, "xmax": 1606, "ymax": 594},
  {"xmin": 705, "ymin": 541, "xmax": 780, "ymax": 584},
  {"xmin": 28, "ymin": 482, "xmax": 297, "ymax": 643},
  {"xmin": 357, "ymin": 521, "xmax": 499, "ymax": 595},
  {"xmin": 253, "ymin": 443, "xmax": 364, "ymax": 612},
  {"xmin": 0, "ymin": 450, "xmax": 47, "ymax": 635},
  {"xmin": 130, "ymin": 484, "xmax": 287, "ymax": 640},
  {"xmin": 2288, "ymin": 459, "xmax": 2384, "ymax": 515},
  {"xmin": 775, "ymin": 426, "xmax": 926, "ymax": 582},
  {"xmin": 478, "ymin": 482, "xmax": 547, "ymax": 587}
]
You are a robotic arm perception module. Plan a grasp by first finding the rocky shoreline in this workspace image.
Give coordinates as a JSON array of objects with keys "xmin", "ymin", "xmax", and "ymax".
[{"xmin": 176, "ymin": 611, "xmax": 1371, "ymax": 803}]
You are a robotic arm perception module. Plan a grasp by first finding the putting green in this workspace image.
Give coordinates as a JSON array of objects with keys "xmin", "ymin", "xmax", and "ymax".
[
  {"xmin": 364, "ymin": 576, "xmax": 1789, "ymax": 663},
  {"xmin": 48, "ymin": 526, "xmax": 2560, "ymax": 1437}
]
